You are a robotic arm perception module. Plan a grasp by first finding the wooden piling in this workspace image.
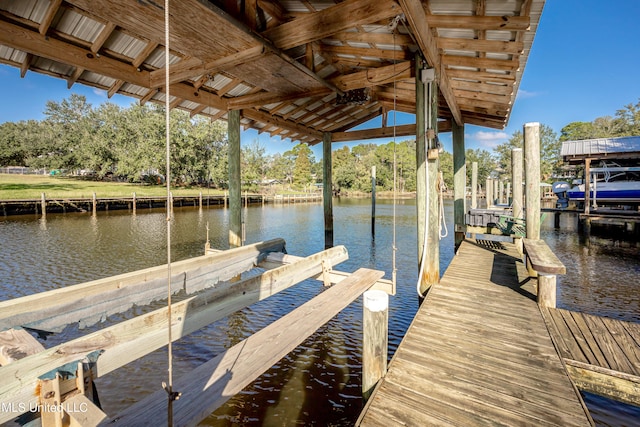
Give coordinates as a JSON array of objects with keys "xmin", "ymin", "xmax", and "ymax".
[
  {"xmin": 40, "ymin": 192, "xmax": 46, "ymax": 217},
  {"xmin": 498, "ymin": 180, "xmax": 504, "ymax": 205},
  {"xmin": 323, "ymin": 132, "xmax": 334, "ymax": 249},
  {"xmin": 371, "ymin": 165, "xmax": 376, "ymax": 235},
  {"xmin": 132, "ymin": 192, "xmax": 137, "ymax": 214},
  {"xmin": 512, "ymin": 148, "xmax": 523, "ymax": 219},
  {"xmin": 415, "ymin": 55, "xmax": 439, "ymax": 296},
  {"xmin": 199, "ymin": 192, "xmax": 203, "ymax": 209},
  {"xmin": 453, "ymin": 121, "xmax": 465, "ymax": 251},
  {"xmin": 486, "ymin": 178, "xmax": 493, "ymax": 207},
  {"xmin": 584, "ymin": 158, "xmax": 591, "ymax": 215},
  {"xmin": 471, "ymin": 161, "xmax": 478, "ymax": 209},
  {"xmin": 92, "ymin": 192, "xmax": 97, "ymax": 216},
  {"xmin": 524, "ymin": 122, "xmax": 541, "ymax": 240},
  {"xmin": 362, "ymin": 289, "xmax": 388, "ymax": 401},
  {"xmin": 228, "ymin": 110, "xmax": 242, "ymax": 248}
]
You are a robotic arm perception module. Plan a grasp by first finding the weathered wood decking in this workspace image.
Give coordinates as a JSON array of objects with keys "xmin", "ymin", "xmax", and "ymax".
[
  {"xmin": 358, "ymin": 239, "xmax": 594, "ymax": 426},
  {"xmin": 542, "ymin": 307, "xmax": 640, "ymax": 406}
]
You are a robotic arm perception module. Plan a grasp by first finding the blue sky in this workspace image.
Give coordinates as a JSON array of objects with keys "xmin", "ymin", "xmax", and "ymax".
[{"xmin": 1, "ymin": 0, "xmax": 639, "ymax": 159}]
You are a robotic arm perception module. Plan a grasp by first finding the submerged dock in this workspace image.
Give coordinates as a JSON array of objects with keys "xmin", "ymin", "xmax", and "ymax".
[{"xmin": 358, "ymin": 239, "xmax": 594, "ymax": 426}]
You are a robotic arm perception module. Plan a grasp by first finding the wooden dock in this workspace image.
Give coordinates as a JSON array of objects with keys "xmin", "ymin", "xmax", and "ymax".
[
  {"xmin": 542, "ymin": 307, "xmax": 640, "ymax": 406},
  {"xmin": 358, "ymin": 239, "xmax": 594, "ymax": 426}
]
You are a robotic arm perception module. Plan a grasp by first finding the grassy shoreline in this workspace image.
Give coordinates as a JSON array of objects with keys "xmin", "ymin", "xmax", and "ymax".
[
  {"xmin": 0, "ymin": 174, "xmax": 226, "ymax": 200},
  {"xmin": 0, "ymin": 174, "xmax": 418, "ymax": 201}
]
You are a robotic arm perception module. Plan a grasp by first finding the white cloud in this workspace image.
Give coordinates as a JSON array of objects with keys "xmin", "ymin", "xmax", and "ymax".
[
  {"xmin": 516, "ymin": 89, "xmax": 538, "ymax": 99},
  {"xmin": 472, "ymin": 131, "xmax": 509, "ymax": 148},
  {"xmin": 93, "ymin": 88, "xmax": 107, "ymax": 97}
]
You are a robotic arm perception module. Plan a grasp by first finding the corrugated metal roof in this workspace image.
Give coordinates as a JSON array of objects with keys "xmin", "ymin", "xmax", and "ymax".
[
  {"xmin": 0, "ymin": 0, "xmax": 546, "ymax": 144},
  {"xmin": 561, "ymin": 136, "xmax": 640, "ymax": 156}
]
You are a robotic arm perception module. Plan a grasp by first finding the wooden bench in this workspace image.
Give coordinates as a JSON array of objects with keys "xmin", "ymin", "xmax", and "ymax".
[{"xmin": 522, "ymin": 238, "xmax": 566, "ymax": 308}]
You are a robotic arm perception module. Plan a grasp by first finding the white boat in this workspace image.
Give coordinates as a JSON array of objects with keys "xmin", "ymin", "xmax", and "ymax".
[{"xmin": 553, "ymin": 163, "xmax": 640, "ymax": 206}]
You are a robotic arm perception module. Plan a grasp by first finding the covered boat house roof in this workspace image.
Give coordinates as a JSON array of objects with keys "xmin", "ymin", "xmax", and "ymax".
[
  {"xmin": 561, "ymin": 136, "xmax": 640, "ymax": 164},
  {"xmin": 0, "ymin": 0, "xmax": 545, "ymax": 145}
]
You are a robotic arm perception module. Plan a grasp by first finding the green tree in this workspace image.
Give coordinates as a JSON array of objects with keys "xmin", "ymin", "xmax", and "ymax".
[
  {"xmin": 286, "ymin": 143, "xmax": 314, "ymax": 189},
  {"xmin": 42, "ymin": 94, "xmax": 93, "ymax": 171},
  {"xmin": 241, "ymin": 139, "xmax": 267, "ymax": 186},
  {"xmin": 494, "ymin": 124, "xmax": 560, "ymax": 181},
  {"xmin": 465, "ymin": 148, "xmax": 495, "ymax": 187}
]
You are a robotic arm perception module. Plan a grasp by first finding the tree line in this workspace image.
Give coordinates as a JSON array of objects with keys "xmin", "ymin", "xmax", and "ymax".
[{"xmin": 1, "ymin": 94, "xmax": 639, "ymax": 193}]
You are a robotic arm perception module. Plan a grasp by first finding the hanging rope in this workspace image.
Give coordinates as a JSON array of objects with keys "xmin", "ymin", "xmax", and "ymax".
[
  {"xmin": 390, "ymin": 19, "xmax": 399, "ymax": 290},
  {"xmin": 438, "ymin": 171, "xmax": 448, "ymax": 239},
  {"xmin": 163, "ymin": 1, "xmax": 181, "ymax": 425}
]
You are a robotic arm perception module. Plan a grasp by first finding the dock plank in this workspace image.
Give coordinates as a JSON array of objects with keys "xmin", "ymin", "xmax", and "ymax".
[{"xmin": 358, "ymin": 240, "xmax": 592, "ymax": 426}]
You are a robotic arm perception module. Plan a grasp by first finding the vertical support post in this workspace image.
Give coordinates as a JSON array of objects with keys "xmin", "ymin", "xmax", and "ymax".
[
  {"xmin": 584, "ymin": 158, "xmax": 591, "ymax": 215},
  {"xmin": 228, "ymin": 110, "xmax": 242, "ymax": 248},
  {"xmin": 471, "ymin": 161, "xmax": 478, "ymax": 209},
  {"xmin": 498, "ymin": 181, "xmax": 504, "ymax": 205},
  {"xmin": 506, "ymin": 182, "xmax": 511, "ymax": 206},
  {"xmin": 512, "ymin": 148, "xmax": 523, "ymax": 219},
  {"xmin": 41, "ymin": 192, "xmax": 46, "ymax": 217},
  {"xmin": 415, "ymin": 54, "xmax": 439, "ymax": 297},
  {"xmin": 92, "ymin": 192, "xmax": 97, "ymax": 216},
  {"xmin": 524, "ymin": 122, "xmax": 541, "ymax": 240},
  {"xmin": 486, "ymin": 178, "xmax": 493, "ymax": 208},
  {"xmin": 199, "ymin": 192, "xmax": 202, "ymax": 209},
  {"xmin": 362, "ymin": 289, "xmax": 388, "ymax": 401},
  {"xmin": 494, "ymin": 180, "xmax": 499, "ymax": 205},
  {"xmin": 538, "ymin": 274, "xmax": 557, "ymax": 308},
  {"xmin": 132, "ymin": 192, "xmax": 137, "ymax": 214},
  {"xmin": 453, "ymin": 121, "xmax": 466, "ymax": 251},
  {"xmin": 323, "ymin": 132, "xmax": 334, "ymax": 249},
  {"xmin": 371, "ymin": 165, "xmax": 376, "ymax": 235}
]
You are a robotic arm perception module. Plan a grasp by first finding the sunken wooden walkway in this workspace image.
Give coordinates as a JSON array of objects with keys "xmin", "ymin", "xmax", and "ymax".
[
  {"xmin": 541, "ymin": 307, "xmax": 640, "ymax": 406},
  {"xmin": 358, "ymin": 239, "xmax": 594, "ymax": 426}
]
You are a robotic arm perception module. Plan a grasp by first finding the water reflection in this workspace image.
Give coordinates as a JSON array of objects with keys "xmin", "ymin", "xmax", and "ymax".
[{"xmin": 0, "ymin": 199, "xmax": 637, "ymax": 425}]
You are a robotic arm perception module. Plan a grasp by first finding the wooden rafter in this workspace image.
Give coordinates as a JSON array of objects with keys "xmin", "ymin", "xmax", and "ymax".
[
  {"xmin": 262, "ymin": 0, "xmax": 402, "ymax": 50},
  {"xmin": 39, "ymin": 0, "xmax": 62, "ymax": 35},
  {"xmin": 398, "ymin": 0, "xmax": 463, "ymax": 126}
]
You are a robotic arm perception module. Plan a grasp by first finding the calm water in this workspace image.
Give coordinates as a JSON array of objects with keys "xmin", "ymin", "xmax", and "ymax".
[{"xmin": 0, "ymin": 199, "xmax": 638, "ymax": 426}]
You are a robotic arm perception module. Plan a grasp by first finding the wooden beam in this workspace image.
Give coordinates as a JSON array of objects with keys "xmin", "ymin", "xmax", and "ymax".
[
  {"xmin": 19, "ymin": 53, "xmax": 32, "ymax": 78},
  {"xmin": 0, "ymin": 329, "xmax": 44, "ymax": 366},
  {"xmin": 332, "ymin": 124, "xmax": 417, "ymax": 142},
  {"xmin": 319, "ymin": 44, "xmax": 411, "ymax": 62},
  {"xmin": 0, "ymin": 19, "xmax": 149, "ymax": 88},
  {"xmin": 564, "ymin": 359, "xmax": 640, "ymax": 407},
  {"xmin": 91, "ymin": 22, "xmax": 116, "ymax": 53},
  {"xmin": 447, "ymin": 68, "xmax": 516, "ymax": 83},
  {"xmin": 39, "ymin": 0, "xmax": 62, "ymax": 35},
  {"xmin": 106, "ymin": 268, "xmax": 384, "ymax": 426},
  {"xmin": 0, "ymin": 246, "xmax": 349, "ymax": 424},
  {"xmin": 66, "ymin": 66, "xmax": 84, "ymax": 89},
  {"xmin": 107, "ymin": 79, "xmax": 125, "ymax": 98},
  {"xmin": 450, "ymin": 79, "xmax": 514, "ymax": 96},
  {"xmin": 398, "ymin": 0, "xmax": 463, "ymax": 125},
  {"xmin": 427, "ymin": 14, "xmax": 531, "ymax": 31},
  {"xmin": 241, "ymin": 109, "xmax": 324, "ymax": 141},
  {"xmin": 443, "ymin": 55, "xmax": 520, "ymax": 71},
  {"xmin": 262, "ymin": 0, "xmax": 401, "ymax": 50},
  {"xmin": 328, "ymin": 31, "xmax": 413, "ymax": 46},
  {"xmin": 149, "ymin": 45, "xmax": 265, "ymax": 88},
  {"xmin": 330, "ymin": 61, "xmax": 414, "ymax": 91},
  {"xmin": 132, "ymin": 42, "xmax": 158, "ymax": 69},
  {"xmin": 228, "ymin": 87, "xmax": 331, "ymax": 110},
  {"xmin": 454, "ymin": 89, "xmax": 512, "ymax": 105},
  {"xmin": 0, "ymin": 239, "xmax": 286, "ymax": 332},
  {"xmin": 438, "ymin": 37, "xmax": 524, "ymax": 55}
]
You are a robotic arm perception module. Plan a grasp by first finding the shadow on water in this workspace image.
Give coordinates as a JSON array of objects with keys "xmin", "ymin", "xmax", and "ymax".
[{"xmin": 0, "ymin": 199, "xmax": 638, "ymax": 426}]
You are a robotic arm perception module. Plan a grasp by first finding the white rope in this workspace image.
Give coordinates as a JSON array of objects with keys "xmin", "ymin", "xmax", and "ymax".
[
  {"xmin": 438, "ymin": 171, "xmax": 448, "ymax": 239},
  {"xmin": 391, "ymin": 24, "xmax": 398, "ymax": 289},
  {"xmin": 163, "ymin": 1, "xmax": 180, "ymax": 424},
  {"xmin": 416, "ymin": 76, "xmax": 431, "ymax": 298}
]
